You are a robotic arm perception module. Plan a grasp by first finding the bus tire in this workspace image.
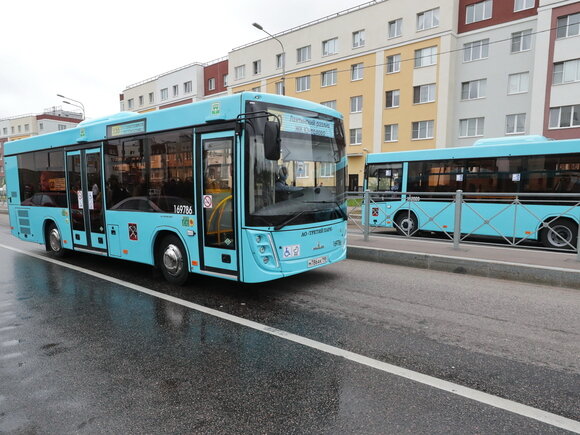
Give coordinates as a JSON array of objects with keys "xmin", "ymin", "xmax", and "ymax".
[
  {"xmin": 540, "ymin": 218, "xmax": 578, "ymax": 250},
  {"xmin": 157, "ymin": 234, "xmax": 189, "ymax": 286},
  {"xmin": 394, "ymin": 212, "xmax": 418, "ymax": 237},
  {"xmin": 45, "ymin": 222, "xmax": 67, "ymax": 258}
]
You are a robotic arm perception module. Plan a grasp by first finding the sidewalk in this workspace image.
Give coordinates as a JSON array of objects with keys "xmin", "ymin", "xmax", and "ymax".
[{"xmin": 347, "ymin": 232, "xmax": 580, "ymax": 290}]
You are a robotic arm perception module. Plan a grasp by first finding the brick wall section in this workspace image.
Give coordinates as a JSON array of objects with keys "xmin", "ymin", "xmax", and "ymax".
[{"xmin": 458, "ymin": 0, "xmax": 538, "ymax": 33}]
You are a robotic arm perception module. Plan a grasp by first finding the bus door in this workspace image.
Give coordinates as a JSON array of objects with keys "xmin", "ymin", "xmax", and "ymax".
[
  {"xmin": 66, "ymin": 148, "xmax": 107, "ymax": 252},
  {"xmin": 197, "ymin": 131, "xmax": 238, "ymax": 276}
]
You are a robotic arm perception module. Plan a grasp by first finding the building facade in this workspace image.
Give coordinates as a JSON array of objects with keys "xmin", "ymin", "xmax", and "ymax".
[
  {"xmin": 228, "ymin": 0, "xmax": 579, "ymax": 189},
  {"xmin": 119, "ymin": 58, "xmax": 228, "ymax": 113}
]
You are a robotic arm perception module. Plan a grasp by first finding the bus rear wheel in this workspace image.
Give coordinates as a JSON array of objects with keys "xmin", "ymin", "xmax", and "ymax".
[
  {"xmin": 540, "ymin": 219, "xmax": 578, "ymax": 250},
  {"xmin": 394, "ymin": 212, "xmax": 418, "ymax": 237},
  {"xmin": 46, "ymin": 222, "xmax": 66, "ymax": 258},
  {"xmin": 157, "ymin": 235, "xmax": 189, "ymax": 286}
]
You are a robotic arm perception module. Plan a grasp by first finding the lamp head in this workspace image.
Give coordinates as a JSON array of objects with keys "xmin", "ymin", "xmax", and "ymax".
[{"xmin": 252, "ymin": 22, "xmax": 263, "ymax": 30}]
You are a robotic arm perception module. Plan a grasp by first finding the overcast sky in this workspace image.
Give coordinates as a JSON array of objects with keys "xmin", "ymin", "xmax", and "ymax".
[{"xmin": 0, "ymin": 0, "xmax": 368, "ymax": 120}]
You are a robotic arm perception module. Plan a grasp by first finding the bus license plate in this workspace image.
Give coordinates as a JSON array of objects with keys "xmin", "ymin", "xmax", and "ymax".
[{"xmin": 308, "ymin": 256, "xmax": 328, "ymax": 268}]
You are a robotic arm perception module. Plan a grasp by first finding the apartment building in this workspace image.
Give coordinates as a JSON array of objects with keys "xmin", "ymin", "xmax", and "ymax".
[
  {"xmin": 0, "ymin": 108, "xmax": 83, "ymax": 185},
  {"xmin": 119, "ymin": 58, "xmax": 228, "ymax": 113},
  {"xmin": 531, "ymin": 0, "xmax": 580, "ymax": 139},
  {"xmin": 227, "ymin": 0, "xmax": 579, "ymax": 189}
]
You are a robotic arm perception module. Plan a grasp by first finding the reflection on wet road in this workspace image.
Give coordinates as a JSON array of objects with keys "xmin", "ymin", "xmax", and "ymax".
[{"xmin": 0, "ymin": 216, "xmax": 579, "ymax": 433}]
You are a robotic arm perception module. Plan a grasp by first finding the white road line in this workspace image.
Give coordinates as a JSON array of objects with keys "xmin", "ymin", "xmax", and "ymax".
[{"xmin": 1, "ymin": 243, "xmax": 579, "ymax": 433}]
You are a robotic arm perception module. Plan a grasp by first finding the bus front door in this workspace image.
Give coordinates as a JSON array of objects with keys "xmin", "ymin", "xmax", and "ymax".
[
  {"xmin": 66, "ymin": 148, "xmax": 107, "ymax": 253},
  {"xmin": 198, "ymin": 132, "xmax": 238, "ymax": 277}
]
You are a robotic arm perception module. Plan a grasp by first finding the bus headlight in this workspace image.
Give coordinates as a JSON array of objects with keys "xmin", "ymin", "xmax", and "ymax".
[{"xmin": 247, "ymin": 230, "xmax": 279, "ymax": 270}]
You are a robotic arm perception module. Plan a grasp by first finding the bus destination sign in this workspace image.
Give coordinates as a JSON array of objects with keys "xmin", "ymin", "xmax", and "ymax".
[{"xmin": 107, "ymin": 120, "xmax": 146, "ymax": 138}]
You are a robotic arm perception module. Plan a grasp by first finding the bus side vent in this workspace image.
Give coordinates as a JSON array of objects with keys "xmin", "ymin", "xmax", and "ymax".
[{"xmin": 17, "ymin": 209, "xmax": 31, "ymax": 236}]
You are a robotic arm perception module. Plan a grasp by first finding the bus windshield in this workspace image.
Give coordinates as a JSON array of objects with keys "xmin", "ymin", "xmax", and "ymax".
[{"xmin": 245, "ymin": 100, "xmax": 347, "ymax": 228}]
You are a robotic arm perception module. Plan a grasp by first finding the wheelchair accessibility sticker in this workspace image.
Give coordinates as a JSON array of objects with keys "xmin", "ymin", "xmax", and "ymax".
[{"xmin": 282, "ymin": 244, "xmax": 301, "ymax": 258}]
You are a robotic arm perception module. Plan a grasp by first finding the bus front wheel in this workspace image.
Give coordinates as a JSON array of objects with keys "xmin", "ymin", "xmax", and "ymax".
[
  {"xmin": 45, "ymin": 222, "xmax": 66, "ymax": 258},
  {"xmin": 540, "ymin": 219, "xmax": 578, "ymax": 250},
  {"xmin": 394, "ymin": 212, "xmax": 418, "ymax": 237},
  {"xmin": 157, "ymin": 235, "xmax": 189, "ymax": 286}
]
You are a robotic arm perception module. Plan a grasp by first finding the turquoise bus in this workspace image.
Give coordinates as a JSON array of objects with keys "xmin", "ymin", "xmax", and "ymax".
[
  {"xmin": 5, "ymin": 93, "xmax": 347, "ymax": 284},
  {"xmin": 364, "ymin": 136, "xmax": 580, "ymax": 249}
]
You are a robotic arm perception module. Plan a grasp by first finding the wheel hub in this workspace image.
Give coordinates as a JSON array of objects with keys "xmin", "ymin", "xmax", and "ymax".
[
  {"xmin": 49, "ymin": 228, "xmax": 61, "ymax": 252},
  {"xmin": 163, "ymin": 244, "xmax": 183, "ymax": 276},
  {"xmin": 547, "ymin": 225, "xmax": 572, "ymax": 248}
]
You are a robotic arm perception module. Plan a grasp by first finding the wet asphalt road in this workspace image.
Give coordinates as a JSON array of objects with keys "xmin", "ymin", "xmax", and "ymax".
[{"xmin": 0, "ymin": 214, "xmax": 579, "ymax": 434}]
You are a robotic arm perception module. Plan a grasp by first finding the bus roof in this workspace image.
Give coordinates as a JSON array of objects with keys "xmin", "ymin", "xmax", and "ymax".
[
  {"xmin": 4, "ymin": 92, "xmax": 342, "ymax": 157},
  {"xmin": 366, "ymin": 136, "xmax": 580, "ymax": 165}
]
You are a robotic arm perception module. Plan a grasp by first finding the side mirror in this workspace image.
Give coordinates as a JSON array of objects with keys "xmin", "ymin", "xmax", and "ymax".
[{"xmin": 264, "ymin": 121, "xmax": 281, "ymax": 161}]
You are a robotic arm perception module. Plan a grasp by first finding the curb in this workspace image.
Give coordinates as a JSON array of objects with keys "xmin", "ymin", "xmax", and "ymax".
[{"xmin": 347, "ymin": 245, "xmax": 580, "ymax": 290}]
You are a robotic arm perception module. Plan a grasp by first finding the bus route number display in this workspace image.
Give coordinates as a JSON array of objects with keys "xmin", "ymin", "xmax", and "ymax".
[{"xmin": 107, "ymin": 120, "xmax": 146, "ymax": 138}]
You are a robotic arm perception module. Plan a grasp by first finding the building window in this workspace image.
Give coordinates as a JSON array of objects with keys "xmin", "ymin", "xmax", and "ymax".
[
  {"xmin": 463, "ymin": 39, "xmax": 489, "ymax": 62},
  {"xmin": 412, "ymin": 121, "xmax": 434, "ymax": 139},
  {"xmin": 58, "ymin": 124, "xmax": 67, "ymax": 131},
  {"xmin": 351, "ymin": 63, "xmax": 364, "ymax": 81},
  {"xmin": 466, "ymin": 0, "xmax": 493, "ymax": 24},
  {"xmin": 296, "ymin": 75, "xmax": 310, "ymax": 92},
  {"xmin": 139, "ymin": 96, "xmax": 144, "ymax": 106},
  {"xmin": 319, "ymin": 163, "xmax": 335, "ymax": 177},
  {"xmin": 386, "ymin": 54, "xmax": 401, "ymax": 73},
  {"xmin": 350, "ymin": 96, "xmax": 363, "ymax": 113},
  {"xmin": 413, "ymin": 84, "xmax": 436, "ymax": 104},
  {"xmin": 459, "ymin": 117, "xmax": 485, "ymax": 137},
  {"xmin": 172, "ymin": 85, "xmax": 179, "ymax": 97},
  {"xmin": 38, "ymin": 124, "xmax": 42, "ymax": 132},
  {"xmin": 461, "ymin": 79, "xmax": 487, "ymax": 100},
  {"xmin": 514, "ymin": 0, "xmax": 534, "ymax": 12},
  {"xmin": 549, "ymin": 105, "xmax": 580, "ymax": 129},
  {"xmin": 184, "ymin": 81, "xmax": 192, "ymax": 93},
  {"xmin": 557, "ymin": 13, "xmax": 580, "ymax": 39},
  {"xmin": 386, "ymin": 90, "xmax": 400, "ymax": 108},
  {"xmin": 297, "ymin": 45, "xmax": 311, "ymax": 63},
  {"xmin": 511, "ymin": 29, "xmax": 532, "ymax": 53},
  {"xmin": 321, "ymin": 100, "xmax": 337, "ymax": 110},
  {"xmin": 24, "ymin": 124, "xmax": 29, "ymax": 132},
  {"xmin": 553, "ymin": 59, "xmax": 580, "ymax": 85},
  {"xmin": 235, "ymin": 65, "xmax": 245, "ymax": 80},
  {"xmin": 506, "ymin": 113, "xmax": 526, "ymax": 134},
  {"xmin": 208, "ymin": 78, "xmax": 216, "ymax": 91},
  {"xmin": 11, "ymin": 127, "xmax": 14, "ymax": 134},
  {"xmin": 128, "ymin": 98, "xmax": 134, "ymax": 109},
  {"xmin": 253, "ymin": 60, "xmax": 261, "ymax": 75},
  {"xmin": 388, "ymin": 18, "xmax": 402, "ymax": 38},
  {"xmin": 322, "ymin": 38, "xmax": 338, "ymax": 56},
  {"xmin": 349, "ymin": 128, "xmax": 362, "ymax": 145},
  {"xmin": 296, "ymin": 162, "xmax": 310, "ymax": 178},
  {"xmin": 149, "ymin": 92, "xmax": 154, "ymax": 103},
  {"xmin": 384, "ymin": 124, "xmax": 399, "ymax": 142},
  {"xmin": 18, "ymin": 125, "xmax": 21, "ymax": 133},
  {"xmin": 417, "ymin": 8, "xmax": 439, "ymax": 31},
  {"xmin": 276, "ymin": 53, "xmax": 285, "ymax": 69},
  {"xmin": 275, "ymin": 82, "xmax": 284, "ymax": 95},
  {"xmin": 223, "ymin": 74, "xmax": 229, "ymax": 87},
  {"xmin": 414, "ymin": 46, "xmax": 437, "ymax": 68},
  {"xmin": 508, "ymin": 72, "xmax": 529, "ymax": 94},
  {"xmin": 321, "ymin": 69, "xmax": 337, "ymax": 87},
  {"xmin": 352, "ymin": 30, "xmax": 365, "ymax": 48},
  {"xmin": 160, "ymin": 88, "xmax": 168, "ymax": 100},
  {"xmin": 252, "ymin": 86, "xmax": 261, "ymax": 92}
]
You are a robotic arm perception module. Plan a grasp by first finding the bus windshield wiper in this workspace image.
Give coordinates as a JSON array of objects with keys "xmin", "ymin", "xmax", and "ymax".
[
  {"xmin": 274, "ymin": 209, "xmax": 309, "ymax": 230},
  {"xmin": 303, "ymin": 200, "xmax": 347, "ymax": 219}
]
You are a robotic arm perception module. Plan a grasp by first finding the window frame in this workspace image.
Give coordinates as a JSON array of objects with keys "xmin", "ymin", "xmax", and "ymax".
[
  {"xmin": 463, "ymin": 39, "xmax": 490, "ymax": 62},
  {"xmin": 297, "ymin": 45, "xmax": 311, "ymax": 63},
  {"xmin": 459, "ymin": 117, "xmax": 485, "ymax": 138},
  {"xmin": 507, "ymin": 72, "xmax": 530, "ymax": 95},
  {"xmin": 349, "ymin": 128, "xmax": 363, "ymax": 145},
  {"xmin": 412, "ymin": 120, "xmax": 434, "ymax": 140},
  {"xmin": 322, "ymin": 37, "xmax": 338, "ymax": 56},
  {"xmin": 352, "ymin": 30, "xmax": 365, "ymax": 48},
  {"xmin": 351, "ymin": 63, "xmax": 364, "ymax": 81},
  {"xmin": 466, "ymin": 0, "xmax": 493, "ymax": 24},
  {"xmin": 386, "ymin": 54, "xmax": 401, "ymax": 74},
  {"xmin": 296, "ymin": 75, "xmax": 311, "ymax": 93},
  {"xmin": 413, "ymin": 83, "xmax": 436, "ymax": 104},
  {"xmin": 414, "ymin": 46, "xmax": 437, "ymax": 68},
  {"xmin": 506, "ymin": 113, "xmax": 527, "ymax": 134},
  {"xmin": 461, "ymin": 79, "xmax": 487, "ymax": 100},
  {"xmin": 321, "ymin": 69, "xmax": 337, "ymax": 87},
  {"xmin": 388, "ymin": 18, "xmax": 402, "ymax": 39},
  {"xmin": 384, "ymin": 124, "xmax": 399, "ymax": 142},
  {"xmin": 511, "ymin": 29, "xmax": 532, "ymax": 53},
  {"xmin": 417, "ymin": 8, "xmax": 440, "ymax": 31},
  {"xmin": 350, "ymin": 96, "xmax": 363, "ymax": 113}
]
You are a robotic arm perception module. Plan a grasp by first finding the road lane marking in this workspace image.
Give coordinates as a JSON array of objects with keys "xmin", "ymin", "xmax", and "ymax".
[{"xmin": 1, "ymin": 243, "xmax": 579, "ymax": 433}]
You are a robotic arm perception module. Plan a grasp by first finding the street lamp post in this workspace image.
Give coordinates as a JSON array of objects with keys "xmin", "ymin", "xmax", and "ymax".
[
  {"xmin": 56, "ymin": 94, "xmax": 85, "ymax": 120},
  {"xmin": 252, "ymin": 22, "xmax": 285, "ymax": 95}
]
